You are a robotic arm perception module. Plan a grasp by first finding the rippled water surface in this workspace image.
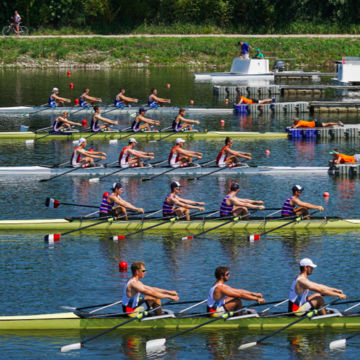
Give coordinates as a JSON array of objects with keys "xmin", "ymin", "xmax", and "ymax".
[{"xmin": 0, "ymin": 68, "xmax": 360, "ymax": 359}]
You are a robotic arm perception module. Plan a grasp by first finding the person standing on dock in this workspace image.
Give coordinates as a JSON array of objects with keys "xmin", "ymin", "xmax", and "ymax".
[
  {"xmin": 253, "ymin": 49, "xmax": 264, "ymax": 59},
  {"xmin": 122, "ymin": 261, "xmax": 179, "ymax": 317},
  {"xmin": 91, "ymin": 106, "xmax": 118, "ymax": 132},
  {"xmin": 173, "ymin": 109, "xmax": 200, "ymax": 132},
  {"xmin": 79, "ymin": 88, "xmax": 102, "ymax": 107},
  {"xmin": 119, "ymin": 138, "xmax": 154, "ymax": 168},
  {"xmin": 289, "ymin": 258, "xmax": 346, "ymax": 316},
  {"xmin": 328, "ymin": 149, "xmax": 360, "ymax": 170},
  {"xmin": 207, "ymin": 266, "xmax": 265, "ymax": 317},
  {"xmin": 168, "ymin": 138, "xmax": 202, "ymax": 168},
  {"xmin": 162, "ymin": 181, "xmax": 205, "ymax": 220},
  {"xmin": 292, "ymin": 118, "xmax": 344, "ymax": 128},
  {"xmin": 114, "ymin": 89, "xmax": 138, "ymax": 107},
  {"xmin": 148, "ymin": 88, "xmax": 171, "ymax": 107},
  {"xmin": 132, "ymin": 108, "xmax": 160, "ymax": 132},
  {"xmin": 236, "ymin": 92, "xmax": 275, "ymax": 105},
  {"xmin": 281, "ymin": 185, "xmax": 324, "ymax": 219},
  {"xmin": 71, "ymin": 138, "xmax": 106, "ymax": 168},
  {"xmin": 48, "ymin": 88, "xmax": 71, "ymax": 107},
  {"xmin": 238, "ymin": 41, "xmax": 251, "ymax": 59},
  {"xmin": 53, "ymin": 112, "xmax": 82, "ymax": 132},
  {"xmin": 216, "ymin": 137, "xmax": 252, "ymax": 167}
]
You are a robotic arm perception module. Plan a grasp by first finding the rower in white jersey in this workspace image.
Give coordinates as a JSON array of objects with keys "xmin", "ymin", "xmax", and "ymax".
[
  {"xmin": 148, "ymin": 88, "xmax": 171, "ymax": 107},
  {"xmin": 53, "ymin": 112, "xmax": 81, "ymax": 132},
  {"xmin": 122, "ymin": 261, "xmax": 179, "ymax": 317},
  {"xmin": 114, "ymin": 88, "xmax": 138, "ymax": 107},
  {"xmin": 48, "ymin": 88, "xmax": 71, "ymax": 107},
  {"xmin": 99, "ymin": 182, "xmax": 144, "ymax": 219},
  {"xmin": 119, "ymin": 138, "xmax": 154, "ymax": 168},
  {"xmin": 79, "ymin": 88, "xmax": 102, "ymax": 107},
  {"xmin": 71, "ymin": 138, "xmax": 106, "ymax": 168},
  {"xmin": 162, "ymin": 181, "xmax": 205, "ymax": 220},
  {"xmin": 288, "ymin": 258, "xmax": 346, "ymax": 316},
  {"xmin": 168, "ymin": 138, "xmax": 202, "ymax": 168},
  {"xmin": 216, "ymin": 137, "xmax": 252, "ymax": 167},
  {"xmin": 219, "ymin": 183, "xmax": 264, "ymax": 219},
  {"xmin": 91, "ymin": 105, "xmax": 118, "ymax": 132},
  {"xmin": 173, "ymin": 108, "xmax": 200, "ymax": 132},
  {"xmin": 207, "ymin": 266, "xmax": 265, "ymax": 317},
  {"xmin": 131, "ymin": 108, "xmax": 160, "ymax": 132}
]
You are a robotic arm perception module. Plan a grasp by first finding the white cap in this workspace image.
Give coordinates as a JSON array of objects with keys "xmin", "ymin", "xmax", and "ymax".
[
  {"xmin": 299, "ymin": 258, "xmax": 317, "ymax": 268},
  {"xmin": 78, "ymin": 138, "xmax": 86, "ymax": 146},
  {"xmin": 52, "ymin": 87, "xmax": 59, "ymax": 92},
  {"xmin": 129, "ymin": 138, "xmax": 137, "ymax": 143},
  {"xmin": 176, "ymin": 138, "xmax": 186, "ymax": 144}
]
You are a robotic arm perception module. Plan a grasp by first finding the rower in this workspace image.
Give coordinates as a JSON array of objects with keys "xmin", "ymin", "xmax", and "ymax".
[
  {"xmin": 99, "ymin": 182, "xmax": 144, "ymax": 220},
  {"xmin": 122, "ymin": 261, "xmax": 179, "ymax": 317},
  {"xmin": 207, "ymin": 266, "xmax": 265, "ymax": 317},
  {"xmin": 91, "ymin": 105, "xmax": 118, "ymax": 132},
  {"xmin": 289, "ymin": 258, "xmax": 346, "ymax": 316},
  {"xmin": 216, "ymin": 137, "xmax": 252, "ymax": 167},
  {"xmin": 132, "ymin": 108, "xmax": 160, "ymax": 132},
  {"xmin": 148, "ymin": 88, "xmax": 171, "ymax": 107},
  {"xmin": 162, "ymin": 181, "xmax": 205, "ymax": 220},
  {"xmin": 168, "ymin": 138, "xmax": 202, "ymax": 168},
  {"xmin": 292, "ymin": 118, "xmax": 344, "ymax": 128},
  {"xmin": 79, "ymin": 88, "xmax": 102, "ymax": 107},
  {"xmin": 48, "ymin": 88, "xmax": 70, "ymax": 107},
  {"xmin": 173, "ymin": 108, "xmax": 200, "ymax": 132},
  {"xmin": 114, "ymin": 88, "xmax": 138, "ymax": 107},
  {"xmin": 220, "ymin": 183, "xmax": 264, "ymax": 219},
  {"xmin": 236, "ymin": 91, "xmax": 275, "ymax": 105},
  {"xmin": 329, "ymin": 149, "xmax": 360, "ymax": 170},
  {"xmin": 119, "ymin": 138, "xmax": 154, "ymax": 168},
  {"xmin": 71, "ymin": 138, "xmax": 106, "ymax": 168},
  {"xmin": 281, "ymin": 185, "xmax": 324, "ymax": 219},
  {"xmin": 53, "ymin": 112, "xmax": 81, "ymax": 132}
]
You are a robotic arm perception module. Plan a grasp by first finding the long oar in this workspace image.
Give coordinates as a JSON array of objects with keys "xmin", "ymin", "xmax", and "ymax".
[
  {"xmin": 39, "ymin": 160, "xmax": 101, "ymax": 183},
  {"xmin": 45, "ymin": 197, "xmax": 98, "ymax": 209},
  {"xmin": 146, "ymin": 300, "xmax": 264, "ymax": 350},
  {"xmin": 89, "ymin": 163, "xmax": 139, "ymax": 183},
  {"xmin": 61, "ymin": 300, "xmax": 173, "ymax": 352},
  {"xmin": 23, "ymin": 105, "xmax": 59, "ymax": 117},
  {"xmin": 329, "ymin": 330, "xmax": 360, "ymax": 349},
  {"xmin": 25, "ymin": 132, "xmax": 53, "ymax": 145},
  {"xmin": 149, "ymin": 131, "xmax": 178, "ymax": 143},
  {"xmin": 111, "ymin": 210, "xmax": 203, "ymax": 240},
  {"xmin": 142, "ymin": 161, "xmax": 197, "ymax": 182},
  {"xmin": 238, "ymin": 298, "xmax": 340, "ymax": 350},
  {"xmin": 71, "ymin": 105, "xmax": 93, "ymax": 116},
  {"xmin": 247, "ymin": 210, "xmax": 320, "ymax": 242}
]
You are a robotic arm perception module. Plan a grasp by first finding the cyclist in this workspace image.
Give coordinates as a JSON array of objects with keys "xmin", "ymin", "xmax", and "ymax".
[{"xmin": 12, "ymin": 11, "xmax": 21, "ymax": 37}]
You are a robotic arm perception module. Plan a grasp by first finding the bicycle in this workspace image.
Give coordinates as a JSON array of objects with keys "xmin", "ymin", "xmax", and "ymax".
[{"xmin": 2, "ymin": 19, "xmax": 28, "ymax": 37}]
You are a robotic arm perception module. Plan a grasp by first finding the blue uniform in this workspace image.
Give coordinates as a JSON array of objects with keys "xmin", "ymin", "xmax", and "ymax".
[
  {"xmin": 281, "ymin": 196, "xmax": 295, "ymax": 216},
  {"xmin": 114, "ymin": 94, "xmax": 124, "ymax": 107},
  {"xmin": 48, "ymin": 94, "xmax": 56, "ymax": 107},
  {"xmin": 148, "ymin": 95, "xmax": 158, "ymax": 107},
  {"xmin": 79, "ymin": 93, "xmax": 87, "ymax": 107}
]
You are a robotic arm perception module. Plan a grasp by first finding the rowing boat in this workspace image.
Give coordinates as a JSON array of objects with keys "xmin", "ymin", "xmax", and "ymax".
[
  {"xmin": 0, "ymin": 165, "xmax": 329, "ymax": 177},
  {"xmin": 0, "ymin": 131, "xmax": 287, "ymax": 141},
  {"xmin": 0, "ymin": 217, "xmax": 358, "ymax": 232},
  {"xmin": 0, "ymin": 309, "xmax": 358, "ymax": 330}
]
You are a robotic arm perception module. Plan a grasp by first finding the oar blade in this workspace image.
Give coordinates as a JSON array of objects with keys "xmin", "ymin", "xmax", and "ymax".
[
  {"xmin": 45, "ymin": 197, "xmax": 60, "ymax": 208},
  {"xmin": 142, "ymin": 178, "xmax": 151, "ymax": 182},
  {"xmin": 238, "ymin": 341, "xmax": 258, "ymax": 350},
  {"xmin": 44, "ymin": 234, "xmax": 61, "ymax": 243},
  {"xmin": 329, "ymin": 339, "xmax": 346, "ymax": 349},
  {"xmin": 181, "ymin": 236, "xmax": 193, "ymax": 240},
  {"xmin": 39, "ymin": 178, "xmax": 50, "ymax": 183},
  {"xmin": 25, "ymin": 140, "xmax": 34, "ymax": 145},
  {"xmin": 146, "ymin": 338, "xmax": 167, "ymax": 350},
  {"xmin": 248, "ymin": 235, "xmax": 260, "ymax": 242},
  {"xmin": 60, "ymin": 306, "xmax": 77, "ymax": 310},
  {"xmin": 112, "ymin": 235, "xmax": 126, "ymax": 241},
  {"xmin": 61, "ymin": 342, "xmax": 82, "ymax": 352},
  {"xmin": 89, "ymin": 178, "xmax": 100, "ymax": 183}
]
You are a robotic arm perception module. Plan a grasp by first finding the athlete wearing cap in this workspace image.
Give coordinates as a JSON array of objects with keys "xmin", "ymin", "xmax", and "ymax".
[
  {"xmin": 148, "ymin": 88, "xmax": 171, "ymax": 107},
  {"xmin": 79, "ymin": 88, "xmax": 102, "ymax": 107},
  {"xmin": 220, "ymin": 183, "xmax": 264, "ymax": 219},
  {"xmin": 207, "ymin": 266, "xmax": 265, "ymax": 318},
  {"xmin": 173, "ymin": 108, "xmax": 200, "ymax": 132},
  {"xmin": 91, "ymin": 106, "xmax": 118, "ymax": 132},
  {"xmin": 99, "ymin": 183, "xmax": 144, "ymax": 219},
  {"xmin": 329, "ymin": 149, "xmax": 360, "ymax": 170},
  {"xmin": 132, "ymin": 108, "xmax": 160, "ymax": 132},
  {"xmin": 288, "ymin": 258, "xmax": 346, "ymax": 316},
  {"xmin": 119, "ymin": 138, "xmax": 154, "ymax": 168},
  {"xmin": 235, "ymin": 91, "xmax": 275, "ymax": 105},
  {"xmin": 292, "ymin": 118, "xmax": 343, "ymax": 129},
  {"xmin": 71, "ymin": 138, "xmax": 106, "ymax": 168},
  {"xmin": 48, "ymin": 88, "xmax": 71, "ymax": 107},
  {"xmin": 168, "ymin": 138, "xmax": 202, "ymax": 168},
  {"xmin": 114, "ymin": 88, "xmax": 138, "ymax": 107},
  {"xmin": 162, "ymin": 181, "xmax": 205, "ymax": 220},
  {"xmin": 53, "ymin": 112, "xmax": 82, "ymax": 132},
  {"xmin": 216, "ymin": 137, "xmax": 252, "ymax": 167}
]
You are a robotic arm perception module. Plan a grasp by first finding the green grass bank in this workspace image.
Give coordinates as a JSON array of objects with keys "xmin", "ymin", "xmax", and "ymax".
[{"xmin": 0, "ymin": 37, "xmax": 358, "ymax": 68}]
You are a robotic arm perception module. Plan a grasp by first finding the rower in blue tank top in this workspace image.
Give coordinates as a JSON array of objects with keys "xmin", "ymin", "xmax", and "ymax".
[
  {"xmin": 48, "ymin": 87, "xmax": 70, "ymax": 107},
  {"xmin": 148, "ymin": 88, "xmax": 171, "ymax": 107},
  {"xmin": 79, "ymin": 88, "xmax": 102, "ymax": 107},
  {"xmin": 114, "ymin": 88, "xmax": 138, "ymax": 107}
]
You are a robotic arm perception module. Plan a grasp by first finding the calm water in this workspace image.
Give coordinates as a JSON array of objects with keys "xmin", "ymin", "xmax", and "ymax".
[{"xmin": 0, "ymin": 68, "xmax": 360, "ymax": 359}]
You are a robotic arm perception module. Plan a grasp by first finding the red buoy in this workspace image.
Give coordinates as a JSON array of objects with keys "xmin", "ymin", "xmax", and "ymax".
[
  {"xmin": 74, "ymin": 99, "xmax": 79, "ymax": 105},
  {"xmin": 69, "ymin": 83, "xmax": 74, "ymax": 89},
  {"xmin": 82, "ymin": 119, "xmax": 87, "ymax": 125},
  {"xmin": 190, "ymin": 100, "xmax": 194, "ymax": 105},
  {"xmin": 220, "ymin": 120, "xmax": 225, "ymax": 125},
  {"xmin": 67, "ymin": 72, "xmax": 71, "ymax": 76},
  {"xmin": 167, "ymin": 84, "xmax": 170, "ymax": 88},
  {"xmin": 323, "ymin": 192, "xmax": 330, "ymax": 197},
  {"xmin": 265, "ymin": 150, "xmax": 270, "ymax": 154},
  {"xmin": 88, "ymin": 148, "xmax": 93, "ymax": 152},
  {"xmin": 225, "ymin": 99, "xmax": 229, "ymax": 103},
  {"xmin": 103, "ymin": 192, "xmax": 110, "ymax": 198},
  {"xmin": 119, "ymin": 261, "xmax": 128, "ymax": 270}
]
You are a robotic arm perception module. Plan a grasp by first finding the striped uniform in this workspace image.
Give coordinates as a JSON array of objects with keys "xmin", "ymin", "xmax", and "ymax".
[
  {"xmin": 163, "ymin": 194, "xmax": 175, "ymax": 216},
  {"xmin": 99, "ymin": 195, "xmax": 113, "ymax": 214},
  {"xmin": 281, "ymin": 196, "xmax": 295, "ymax": 216},
  {"xmin": 220, "ymin": 195, "xmax": 233, "ymax": 216},
  {"xmin": 216, "ymin": 146, "xmax": 228, "ymax": 168}
]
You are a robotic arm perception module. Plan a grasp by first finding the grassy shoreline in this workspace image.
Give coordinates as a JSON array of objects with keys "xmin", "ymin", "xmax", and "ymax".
[{"xmin": 0, "ymin": 37, "xmax": 358, "ymax": 68}]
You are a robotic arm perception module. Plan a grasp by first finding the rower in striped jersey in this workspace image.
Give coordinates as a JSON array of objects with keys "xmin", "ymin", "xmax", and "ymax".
[
  {"xmin": 131, "ymin": 108, "xmax": 160, "ymax": 132},
  {"xmin": 162, "ymin": 181, "xmax": 205, "ymax": 220},
  {"xmin": 99, "ymin": 182, "xmax": 144, "ymax": 219},
  {"xmin": 219, "ymin": 183, "xmax": 264, "ymax": 219},
  {"xmin": 216, "ymin": 137, "xmax": 252, "ymax": 168},
  {"xmin": 281, "ymin": 185, "xmax": 324, "ymax": 219},
  {"xmin": 71, "ymin": 138, "xmax": 106, "ymax": 168}
]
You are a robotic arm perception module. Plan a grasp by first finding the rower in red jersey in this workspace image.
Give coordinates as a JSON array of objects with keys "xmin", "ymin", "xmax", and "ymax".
[
  {"xmin": 119, "ymin": 138, "xmax": 154, "ymax": 168},
  {"xmin": 71, "ymin": 138, "xmax": 106, "ymax": 168},
  {"xmin": 216, "ymin": 137, "xmax": 252, "ymax": 167},
  {"xmin": 168, "ymin": 138, "xmax": 202, "ymax": 168}
]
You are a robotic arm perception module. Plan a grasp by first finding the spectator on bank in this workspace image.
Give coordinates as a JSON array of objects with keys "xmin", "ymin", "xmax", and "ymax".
[
  {"xmin": 238, "ymin": 41, "xmax": 251, "ymax": 59},
  {"xmin": 11, "ymin": 11, "xmax": 21, "ymax": 37},
  {"xmin": 254, "ymin": 49, "xmax": 264, "ymax": 59}
]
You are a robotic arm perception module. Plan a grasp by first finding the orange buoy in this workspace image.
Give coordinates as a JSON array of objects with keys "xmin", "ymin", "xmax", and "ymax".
[
  {"xmin": 323, "ymin": 192, "xmax": 330, "ymax": 197},
  {"xmin": 265, "ymin": 150, "xmax": 270, "ymax": 154},
  {"xmin": 167, "ymin": 84, "xmax": 170, "ymax": 88},
  {"xmin": 190, "ymin": 100, "xmax": 194, "ymax": 105},
  {"xmin": 220, "ymin": 120, "xmax": 225, "ymax": 125}
]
